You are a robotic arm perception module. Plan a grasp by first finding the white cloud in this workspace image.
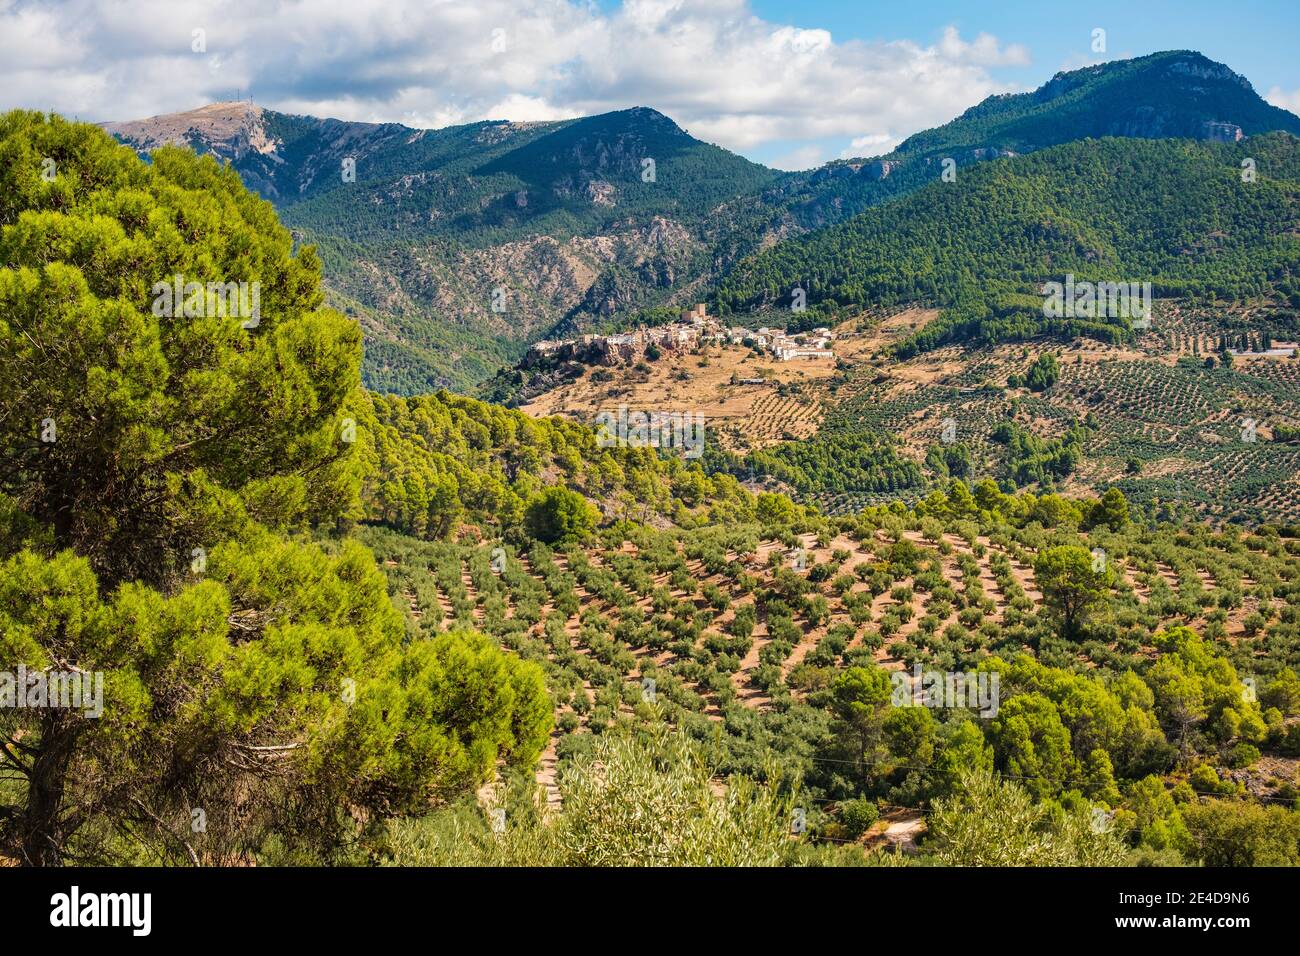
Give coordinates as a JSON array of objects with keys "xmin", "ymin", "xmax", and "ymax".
[
  {"xmin": 1265, "ymin": 85, "xmax": 1300, "ymax": 116},
  {"xmin": 936, "ymin": 26, "xmax": 1030, "ymax": 67},
  {"xmin": 770, "ymin": 144, "xmax": 825, "ymax": 171},
  {"xmin": 840, "ymin": 132, "xmax": 900, "ymax": 159},
  {"xmin": 0, "ymin": 0, "xmax": 1029, "ymax": 162},
  {"xmin": 480, "ymin": 94, "xmax": 578, "ymax": 124}
]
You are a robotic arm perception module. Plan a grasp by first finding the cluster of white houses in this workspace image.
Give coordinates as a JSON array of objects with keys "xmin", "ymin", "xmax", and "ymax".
[
  {"xmin": 524, "ymin": 304, "xmax": 835, "ymax": 367},
  {"xmin": 749, "ymin": 325, "xmax": 836, "ymax": 361}
]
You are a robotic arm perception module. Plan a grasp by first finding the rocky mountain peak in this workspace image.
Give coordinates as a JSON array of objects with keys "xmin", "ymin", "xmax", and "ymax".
[{"xmin": 100, "ymin": 101, "xmax": 274, "ymax": 157}]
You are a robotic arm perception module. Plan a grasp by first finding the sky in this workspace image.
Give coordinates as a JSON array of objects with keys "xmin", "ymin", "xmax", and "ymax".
[{"xmin": 3, "ymin": 0, "xmax": 1299, "ymax": 170}]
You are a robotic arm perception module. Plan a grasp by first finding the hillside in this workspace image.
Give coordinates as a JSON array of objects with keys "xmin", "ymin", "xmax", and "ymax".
[
  {"xmin": 100, "ymin": 51, "xmax": 1300, "ymax": 395},
  {"xmin": 786, "ymin": 305, "xmax": 1300, "ymax": 524},
  {"xmin": 714, "ymin": 134, "xmax": 1300, "ymax": 322},
  {"xmin": 100, "ymin": 101, "xmax": 419, "ymax": 205},
  {"xmin": 505, "ymin": 133, "xmax": 1300, "ymax": 526},
  {"xmin": 725, "ymin": 50, "xmax": 1300, "ymax": 241},
  {"xmin": 6, "ymin": 108, "xmax": 1300, "ymax": 870},
  {"xmin": 353, "ymin": 386, "xmax": 755, "ymax": 538},
  {"xmin": 506, "ymin": 303, "xmax": 1300, "ymax": 525},
  {"xmin": 360, "ymin": 483, "xmax": 1300, "ymax": 863},
  {"xmin": 104, "ymin": 103, "xmax": 780, "ymax": 393},
  {"xmin": 891, "ymin": 51, "xmax": 1300, "ymax": 158}
]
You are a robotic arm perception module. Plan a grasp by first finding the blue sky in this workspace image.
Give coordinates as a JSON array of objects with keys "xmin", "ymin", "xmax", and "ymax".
[
  {"xmin": 748, "ymin": 0, "xmax": 1300, "ymax": 91},
  {"xmin": 738, "ymin": 0, "xmax": 1300, "ymax": 166},
  {"xmin": 4, "ymin": 0, "xmax": 1298, "ymax": 170}
]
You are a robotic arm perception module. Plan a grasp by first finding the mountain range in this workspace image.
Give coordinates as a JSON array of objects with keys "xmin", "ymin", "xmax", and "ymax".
[{"xmin": 101, "ymin": 50, "xmax": 1300, "ymax": 395}]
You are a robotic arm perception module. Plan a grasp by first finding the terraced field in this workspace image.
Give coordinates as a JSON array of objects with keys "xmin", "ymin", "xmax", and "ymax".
[
  {"xmin": 745, "ymin": 389, "xmax": 821, "ymax": 444},
  {"xmin": 518, "ymin": 338, "xmax": 842, "ymax": 454},
  {"xmin": 512, "ymin": 300, "xmax": 1300, "ymax": 524},
  {"xmin": 804, "ymin": 302, "xmax": 1300, "ymax": 523},
  {"xmin": 360, "ymin": 514, "xmax": 1300, "ymax": 805}
]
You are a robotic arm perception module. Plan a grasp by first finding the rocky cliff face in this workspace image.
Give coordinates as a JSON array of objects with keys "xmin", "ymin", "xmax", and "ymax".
[
  {"xmin": 101, "ymin": 102, "xmax": 415, "ymax": 203},
  {"xmin": 1106, "ymin": 108, "xmax": 1245, "ymax": 141},
  {"xmin": 1167, "ymin": 58, "xmax": 1252, "ymax": 89},
  {"xmin": 331, "ymin": 215, "xmax": 702, "ymax": 345},
  {"xmin": 100, "ymin": 101, "xmax": 271, "ymax": 156}
]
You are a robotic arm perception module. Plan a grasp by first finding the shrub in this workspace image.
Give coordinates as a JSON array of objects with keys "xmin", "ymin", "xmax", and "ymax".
[{"xmin": 839, "ymin": 798, "xmax": 880, "ymax": 839}]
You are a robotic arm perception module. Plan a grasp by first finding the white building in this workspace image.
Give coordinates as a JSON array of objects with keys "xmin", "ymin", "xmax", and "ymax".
[{"xmin": 776, "ymin": 346, "xmax": 834, "ymax": 361}]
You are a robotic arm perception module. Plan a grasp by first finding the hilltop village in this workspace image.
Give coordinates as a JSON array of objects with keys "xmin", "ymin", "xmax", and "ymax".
[{"xmin": 524, "ymin": 304, "xmax": 836, "ymax": 368}]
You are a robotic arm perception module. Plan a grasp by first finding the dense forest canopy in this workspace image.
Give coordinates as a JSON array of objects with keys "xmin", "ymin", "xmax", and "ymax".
[
  {"xmin": 0, "ymin": 111, "xmax": 550, "ymax": 865},
  {"xmin": 713, "ymin": 135, "xmax": 1300, "ymax": 353}
]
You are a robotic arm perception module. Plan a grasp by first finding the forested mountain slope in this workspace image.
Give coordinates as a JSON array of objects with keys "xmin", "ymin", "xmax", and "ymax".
[
  {"xmin": 714, "ymin": 134, "xmax": 1300, "ymax": 347},
  {"xmin": 894, "ymin": 50, "xmax": 1300, "ymax": 157},
  {"xmin": 104, "ymin": 104, "xmax": 781, "ymax": 393},
  {"xmin": 710, "ymin": 51, "xmax": 1300, "ymax": 257},
  {"xmin": 101, "ymin": 51, "xmax": 1300, "ymax": 395}
]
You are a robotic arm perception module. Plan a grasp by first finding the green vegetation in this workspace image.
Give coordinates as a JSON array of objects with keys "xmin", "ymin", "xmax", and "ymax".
[
  {"xmin": 991, "ymin": 419, "xmax": 1089, "ymax": 486},
  {"xmin": 285, "ymin": 108, "xmax": 776, "ymax": 247},
  {"xmin": 715, "ymin": 135, "xmax": 1300, "ymax": 351},
  {"xmin": 1009, "ymin": 352, "xmax": 1060, "ymax": 391},
  {"xmin": 360, "ymin": 480, "xmax": 1300, "ymax": 868},
  {"xmin": 283, "ymin": 109, "xmax": 777, "ymax": 394},
  {"xmin": 723, "ymin": 432, "xmax": 925, "ymax": 498},
  {"xmin": 0, "ymin": 111, "xmax": 548, "ymax": 865},
  {"xmin": 361, "ymin": 387, "xmax": 754, "ymax": 539},
  {"xmin": 379, "ymin": 729, "xmax": 792, "ymax": 866},
  {"xmin": 928, "ymin": 770, "xmax": 1128, "ymax": 866},
  {"xmin": 1034, "ymin": 544, "xmax": 1114, "ymax": 639},
  {"xmin": 8, "ymin": 91, "xmax": 1300, "ymax": 869},
  {"xmin": 524, "ymin": 487, "xmax": 600, "ymax": 544},
  {"xmin": 891, "ymin": 51, "xmax": 1300, "ymax": 158}
]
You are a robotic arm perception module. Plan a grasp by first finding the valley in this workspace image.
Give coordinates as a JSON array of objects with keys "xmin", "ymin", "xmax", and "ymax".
[
  {"xmin": 7, "ymin": 35, "xmax": 1300, "ymax": 876},
  {"xmin": 513, "ymin": 301, "xmax": 1300, "ymax": 525}
]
